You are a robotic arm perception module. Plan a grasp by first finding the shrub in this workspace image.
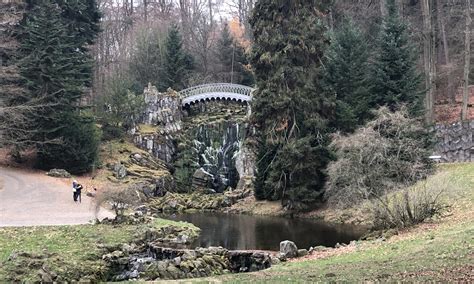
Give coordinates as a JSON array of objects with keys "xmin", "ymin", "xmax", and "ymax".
[
  {"xmin": 372, "ymin": 184, "xmax": 447, "ymax": 229},
  {"xmin": 101, "ymin": 124, "xmax": 125, "ymax": 141},
  {"xmin": 95, "ymin": 185, "xmax": 144, "ymax": 223},
  {"xmin": 326, "ymin": 107, "xmax": 434, "ymax": 207}
]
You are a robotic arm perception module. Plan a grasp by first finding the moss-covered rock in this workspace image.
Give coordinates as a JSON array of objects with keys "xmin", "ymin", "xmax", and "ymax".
[{"xmin": 147, "ymin": 191, "xmax": 250, "ymax": 213}]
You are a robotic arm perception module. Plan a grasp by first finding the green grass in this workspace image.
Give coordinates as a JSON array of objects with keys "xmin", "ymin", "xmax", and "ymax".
[
  {"xmin": 0, "ymin": 218, "xmax": 199, "ymax": 281},
  {"xmin": 196, "ymin": 163, "xmax": 474, "ymax": 282}
]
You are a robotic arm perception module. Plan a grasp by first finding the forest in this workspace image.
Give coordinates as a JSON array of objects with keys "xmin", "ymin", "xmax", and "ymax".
[{"xmin": 0, "ymin": 0, "xmax": 473, "ymax": 282}]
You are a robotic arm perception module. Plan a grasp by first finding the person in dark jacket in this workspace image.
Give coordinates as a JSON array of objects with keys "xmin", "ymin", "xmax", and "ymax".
[{"xmin": 72, "ymin": 180, "xmax": 83, "ymax": 203}]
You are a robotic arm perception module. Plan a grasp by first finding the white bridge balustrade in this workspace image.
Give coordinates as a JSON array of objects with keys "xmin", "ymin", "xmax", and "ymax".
[{"xmin": 179, "ymin": 83, "xmax": 255, "ymax": 107}]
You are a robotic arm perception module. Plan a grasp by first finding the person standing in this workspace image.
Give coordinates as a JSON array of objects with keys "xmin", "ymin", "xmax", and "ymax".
[
  {"xmin": 72, "ymin": 180, "xmax": 78, "ymax": 202},
  {"xmin": 76, "ymin": 182, "xmax": 83, "ymax": 203},
  {"xmin": 72, "ymin": 180, "xmax": 83, "ymax": 203}
]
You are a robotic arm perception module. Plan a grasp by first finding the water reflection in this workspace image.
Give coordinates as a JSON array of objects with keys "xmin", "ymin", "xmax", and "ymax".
[{"xmin": 162, "ymin": 212, "xmax": 365, "ymax": 251}]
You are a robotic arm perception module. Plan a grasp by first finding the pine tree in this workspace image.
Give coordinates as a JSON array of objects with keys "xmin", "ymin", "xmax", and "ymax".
[
  {"xmin": 27, "ymin": 0, "xmax": 101, "ymax": 47},
  {"xmin": 216, "ymin": 23, "xmax": 234, "ymax": 82},
  {"xmin": 164, "ymin": 25, "xmax": 193, "ymax": 90},
  {"xmin": 19, "ymin": 0, "xmax": 100, "ymax": 173},
  {"xmin": 215, "ymin": 23, "xmax": 254, "ymax": 86},
  {"xmin": 129, "ymin": 28, "xmax": 166, "ymax": 91},
  {"xmin": 371, "ymin": 0, "xmax": 422, "ymax": 115},
  {"xmin": 250, "ymin": 0, "xmax": 333, "ymax": 209},
  {"xmin": 321, "ymin": 20, "xmax": 371, "ymax": 131}
]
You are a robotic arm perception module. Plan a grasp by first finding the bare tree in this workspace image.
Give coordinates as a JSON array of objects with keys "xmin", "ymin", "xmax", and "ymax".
[
  {"xmin": 436, "ymin": 0, "xmax": 455, "ymax": 104},
  {"xmin": 422, "ymin": 0, "xmax": 436, "ymax": 124},
  {"xmin": 94, "ymin": 185, "xmax": 144, "ymax": 222},
  {"xmin": 462, "ymin": 0, "xmax": 471, "ymax": 120}
]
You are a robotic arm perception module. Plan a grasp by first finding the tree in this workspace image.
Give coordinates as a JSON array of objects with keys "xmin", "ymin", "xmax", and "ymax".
[
  {"xmin": 321, "ymin": 19, "xmax": 371, "ymax": 131},
  {"xmin": 36, "ymin": 113, "xmax": 101, "ymax": 174},
  {"xmin": 250, "ymin": 0, "xmax": 333, "ymax": 210},
  {"xmin": 19, "ymin": 0, "xmax": 100, "ymax": 173},
  {"xmin": 129, "ymin": 27, "xmax": 167, "ymax": 91},
  {"xmin": 164, "ymin": 24, "xmax": 193, "ymax": 90},
  {"xmin": 98, "ymin": 71, "xmax": 145, "ymax": 134},
  {"xmin": 95, "ymin": 185, "xmax": 144, "ymax": 223},
  {"xmin": 215, "ymin": 23, "xmax": 254, "ymax": 86},
  {"xmin": 421, "ymin": 0, "xmax": 436, "ymax": 124},
  {"xmin": 371, "ymin": 0, "xmax": 422, "ymax": 116},
  {"xmin": 462, "ymin": 0, "xmax": 472, "ymax": 121}
]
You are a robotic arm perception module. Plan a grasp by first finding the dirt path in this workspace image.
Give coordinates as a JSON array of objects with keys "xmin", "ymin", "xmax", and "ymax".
[{"xmin": 0, "ymin": 167, "xmax": 112, "ymax": 227}]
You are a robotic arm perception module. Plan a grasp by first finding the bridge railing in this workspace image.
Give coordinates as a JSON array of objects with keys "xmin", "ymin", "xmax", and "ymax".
[{"xmin": 179, "ymin": 83, "xmax": 254, "ymax": 99}]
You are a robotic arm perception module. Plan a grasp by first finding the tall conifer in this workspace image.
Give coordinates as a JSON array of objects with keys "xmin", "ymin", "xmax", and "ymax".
[
  {"xmin": 215, "ymin": 23, "xmax": 254, "ymax": 86},
  {"xmin": 321, "ymin": 20, "xmax": 371, "ymax": 131},
  {"xmin": 164, "ymin": 25, "xmax": 193, "ymax": 90},
  {"xmin": 371, "ymin": 0, "xmax": 422, "ymax": 114},
  {"xmin": 250, "ymin": 0, "xmax": 333, "ymax": 209},
  {"xmin": 19, "ymin": 0, "xmax": 100, "ymax": 173}
]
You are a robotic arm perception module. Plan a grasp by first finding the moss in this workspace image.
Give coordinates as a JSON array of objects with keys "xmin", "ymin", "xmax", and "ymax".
[
  {"xmin": 95, "ymin": 139, "xmax": 169, "ymax": 185},
  {"xmin": 137, "ymin": 124, "xmax": 160, "ymax": 134},
  {"xmin": 0, "ymin": 218, "xmax": 198, "ymax": 281}
]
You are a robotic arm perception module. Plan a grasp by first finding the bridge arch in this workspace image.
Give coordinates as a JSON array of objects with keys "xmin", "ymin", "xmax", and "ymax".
[{"xmin": 179, "ymin": 83, "xmax": 254, "ymax": 107}]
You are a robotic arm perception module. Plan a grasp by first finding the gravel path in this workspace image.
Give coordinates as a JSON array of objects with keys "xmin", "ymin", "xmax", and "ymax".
[{"xmin": 0, "ymin": 167, "xmax": 112, "ymax": 227}]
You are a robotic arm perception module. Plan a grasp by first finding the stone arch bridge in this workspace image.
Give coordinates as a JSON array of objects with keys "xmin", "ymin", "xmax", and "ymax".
[{"xmin": 179, "ymin": 83, "xmax": 254, "ymax": 107}]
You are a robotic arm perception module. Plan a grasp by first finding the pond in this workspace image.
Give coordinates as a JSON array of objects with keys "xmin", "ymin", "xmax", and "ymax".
[{"xmin": 162, "ymin": 212, "xmax": 365, "ymax": 251}]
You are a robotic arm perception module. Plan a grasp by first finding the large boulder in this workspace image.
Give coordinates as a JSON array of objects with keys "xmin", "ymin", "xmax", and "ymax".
[
  {"xmin": 280, "ymin": 240, "xmax": 298, "ymax": 258},
  {"xmin": 191, "ymin": 168, "xmax": 213, "ymax": 189},
  {"xmin": 297, "ymin": 249, "xmax": 308, "ymax": 257},
  {"xmin": 46, "ymin": 169, "xmax": 71, "ymax": 178},
  {"xmin": 114, "ymin": 163, "xmax": 127, "ymax": 179}
]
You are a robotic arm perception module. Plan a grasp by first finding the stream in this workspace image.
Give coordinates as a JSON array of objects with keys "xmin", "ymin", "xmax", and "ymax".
[{"xmin": 162, "ymin": 212, "xmax": 365, "ymax": 251}]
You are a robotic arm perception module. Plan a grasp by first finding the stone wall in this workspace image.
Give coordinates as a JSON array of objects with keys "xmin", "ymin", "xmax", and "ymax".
[{"xmin": 433, "ymin": 120, "xmax": 474, "ymax": 163}]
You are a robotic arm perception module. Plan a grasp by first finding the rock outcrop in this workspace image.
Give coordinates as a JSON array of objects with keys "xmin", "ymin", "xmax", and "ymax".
[
  {"xmin": 105, "ymin": 245, "xmax": 272, "ymax": 281},
  {"xmin": 147, "ymin": 190, "xmax": 251, "ymax": 213},
  {"xmin": 46, "ymin": 169, "xmax": 71, "ymax": 178},
  {"xmin": 133, "ymin": 84, "xmax": 182, "ymax": 163}
]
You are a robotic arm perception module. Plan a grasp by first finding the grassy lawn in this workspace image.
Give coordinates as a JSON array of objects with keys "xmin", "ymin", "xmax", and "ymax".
[
  {"xmin": 199, "ymin": 163, "xmax": 474, "ymax": 282},
  {"xmin": 0, "ymin": 218, "xmax": 198, "ymax": 281}
]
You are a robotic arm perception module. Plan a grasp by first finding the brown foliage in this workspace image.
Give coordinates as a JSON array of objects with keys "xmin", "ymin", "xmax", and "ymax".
[
  {"xmin": 94, "ymin": 184, "xmax": 145, "ymax": 221},
  {"xmin": 326, "ymin": 107, "xmax": 434, "ymax": 207}
]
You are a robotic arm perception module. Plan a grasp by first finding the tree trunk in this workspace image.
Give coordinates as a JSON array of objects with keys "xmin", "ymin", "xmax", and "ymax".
[
  {"xmin": 436, "ymin": 0, "xmax": 455, "ymax": 103},
  {"xmin": 422, "ymin": 0, "xmax": 436, "ymax": 124},
  {"xmin": 208, "ymin": 0, "xmax": 213, "ymax": 27},
  {"xmin": 462, "ymin": 0, "xmax": 472, "ymax": 121},
  {"xmin": 380, "ymin": 0, "xmax": 387, "ymax": 17},
  {"xmin": 144, "ymin": 0, "xmax": 148, "ymax": 22}
]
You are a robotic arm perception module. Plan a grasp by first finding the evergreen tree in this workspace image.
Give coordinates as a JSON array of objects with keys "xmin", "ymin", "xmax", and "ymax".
[
  {"xmin": 371, "ymin": 0, "xmax": 422, "ymax": 115},
  {"xmin": 129, "ymin": 28, "xmax": 166, "ymax": 91},
  {"xmin": 321, "ymin": 20, "xmax": 371, "ymax": 131},
  {"xmin": 27, "ymin": 0, "xmax": 101, "ymax": 47},
  {"xmin": 19, "ymin": 0, "xmax": 100, "ymax": 173},
  {"xmin": 250, "ymin": 0, "xmax": 333, "ymax": 210},
  {"xmin": 164, "ymin": 24, "xmax": 193, "ymax": 90},
  {"xmin": 215, "ymin": 23, "xmax": 254, "ymax": 86}
]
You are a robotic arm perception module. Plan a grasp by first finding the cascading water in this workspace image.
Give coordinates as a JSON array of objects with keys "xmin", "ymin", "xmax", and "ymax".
[
  {"xmin": 191, "ymin": 122, "xmax": 243, "ymax": 192},
  {"xmin": 172, "ymin": 100, "xmax": 250, "ymax": 193}
]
